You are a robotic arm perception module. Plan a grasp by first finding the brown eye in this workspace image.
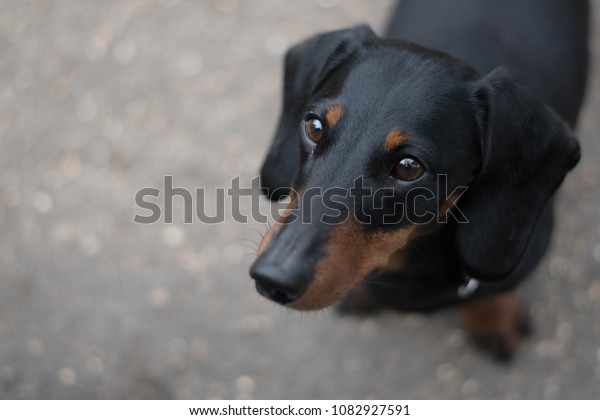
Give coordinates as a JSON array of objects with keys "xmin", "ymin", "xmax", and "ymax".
[
  {"xmin": 392, "ymin": 157, "xmax": 425, "ymax": 181},
  {"xmin": 304, "ymin": 118, "xmax": 323, "ymax": 143}
]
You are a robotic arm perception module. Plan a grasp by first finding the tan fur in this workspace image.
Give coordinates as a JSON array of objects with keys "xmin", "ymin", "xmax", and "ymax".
[
  {"xmin": 384, "ymin": 128, "xmax": 408, "ymax": 152},
  {"xmin": 325, "ymin": 104, "xmax": 343, "ymax": 127},
  {"xmin": 439, "ymin": 192, "xmax": 461, "ymax": 214},
  {"xmin": 383, "ymin": 248, "xmax": 409, "ymax": 271},
  {"xmin": 459, "ymin": 291, "xmax": 525, "ymax": 355},
  {"xmin": 257, "ymin": 193, "xmax": 299, "ymax": 256}
]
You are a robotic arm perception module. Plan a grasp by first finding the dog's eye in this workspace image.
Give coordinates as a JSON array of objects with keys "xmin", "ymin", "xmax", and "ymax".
[
  {"xmin": 392, "ymin": 157, "xmax": 425, "ymax": 181},
  {"xmin": 303, "ymin": 118, "xmax": 323, "ymax": 143}
]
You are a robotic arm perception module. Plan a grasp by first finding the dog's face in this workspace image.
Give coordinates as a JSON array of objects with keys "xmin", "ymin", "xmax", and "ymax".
[{"xmin": 250, "ymin": 26, "xmax": 579, "ymax": 310}]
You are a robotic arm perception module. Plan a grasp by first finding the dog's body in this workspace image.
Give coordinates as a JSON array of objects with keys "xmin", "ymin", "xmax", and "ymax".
[
  {"xmin": 251, "ymin": 0, "xmax": 588, "ymax": 359},
  {"xmin": 386, "ymin": 0, "xmax": 589, "ymax": 127}
]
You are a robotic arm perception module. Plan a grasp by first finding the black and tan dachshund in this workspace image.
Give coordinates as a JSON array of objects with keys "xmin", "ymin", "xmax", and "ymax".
[{"xmin": 250, "ymin": 0, "xmax": 589, "ymax": 360}]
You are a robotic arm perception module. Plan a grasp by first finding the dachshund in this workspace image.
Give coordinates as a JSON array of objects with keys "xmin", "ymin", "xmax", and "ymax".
[{"xmin": 250, "ymin": 0, "xmax": 588, "ymax": 360}]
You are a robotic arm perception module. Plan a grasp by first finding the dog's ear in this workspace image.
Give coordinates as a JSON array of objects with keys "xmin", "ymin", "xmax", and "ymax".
[
  {"xmin": 456, "ymin": 67, "xmax": 580, "ymax": 281},
  {"xmin": 259, "ymin": 25, "xmax": 377, "ymax": 200}
]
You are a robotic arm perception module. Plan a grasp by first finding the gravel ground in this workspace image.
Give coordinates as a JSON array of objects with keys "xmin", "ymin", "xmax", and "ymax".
[{"xmin": 1, "ymin": 0, "xmax": 599, "ymax": 399}]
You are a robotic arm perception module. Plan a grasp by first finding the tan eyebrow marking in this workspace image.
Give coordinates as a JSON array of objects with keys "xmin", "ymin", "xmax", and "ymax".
[
  {"xmin": 325, "ymin": 104, "xmax": 343, "ymax": 127},
  {"xmin": 384, "ymin": 129, "xmax": 408, "ymax": 152}
]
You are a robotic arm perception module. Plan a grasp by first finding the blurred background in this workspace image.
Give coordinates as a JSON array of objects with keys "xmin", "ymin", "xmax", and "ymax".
[{"xmin": 1, "ymin": 0, "xmax": 599, "ymax": 399}]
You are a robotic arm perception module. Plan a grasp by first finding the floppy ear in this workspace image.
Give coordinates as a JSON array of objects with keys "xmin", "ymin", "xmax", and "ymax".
[
  {"xmin": 456, "ymin": 67, "xmax": 580, "ymax": 281},
  {"xmin": 259, "ymin": 25, "xmax": 377, "ymax": 200}
]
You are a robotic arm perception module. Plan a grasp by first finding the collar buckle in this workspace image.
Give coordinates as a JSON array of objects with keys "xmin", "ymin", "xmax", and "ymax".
[{"xmin": 457, "ymin": 277, "xmax": 480, "ymax": 299}]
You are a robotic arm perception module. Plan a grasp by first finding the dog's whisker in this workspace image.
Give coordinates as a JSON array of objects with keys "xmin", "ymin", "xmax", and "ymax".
[
  {"xmin": 240, "ymin": 238, "xmax": 261, "ymax": 246},
  {"xmin": 249, "ymin": 228, "xmax": 265, "ymax": 237},
  {"xmin": 240, "ymin": 243, "xmax": 259, "ymax": 252}
]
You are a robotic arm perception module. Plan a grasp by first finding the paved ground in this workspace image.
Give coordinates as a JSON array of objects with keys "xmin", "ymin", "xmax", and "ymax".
[{"xmin": 1, "ymin": 0, "xmax": 599, "ymax": 399}]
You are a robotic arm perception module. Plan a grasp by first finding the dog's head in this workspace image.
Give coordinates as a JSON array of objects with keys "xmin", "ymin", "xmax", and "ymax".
[{"xmin": 250, "ymin": 25, "xmax": 580, "ymax": 310}]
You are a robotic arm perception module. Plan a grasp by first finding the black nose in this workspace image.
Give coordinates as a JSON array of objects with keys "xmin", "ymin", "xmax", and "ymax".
[{"xmin": 250, "ymin": 261, "xmax": 307, "ymax": 305}]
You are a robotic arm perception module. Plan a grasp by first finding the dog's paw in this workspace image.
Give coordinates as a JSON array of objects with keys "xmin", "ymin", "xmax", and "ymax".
[
  {"xmin": 336, "ymin": 283, "xmax": 383, "ymax": 315},
  {"xmin": 460, "ymin": 292, "xmax": 531, "ymax": 362}
]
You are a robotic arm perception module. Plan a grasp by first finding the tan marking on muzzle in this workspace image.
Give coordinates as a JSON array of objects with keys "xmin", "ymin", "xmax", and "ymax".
[
  {"xmin": 383, "ymin": 248, "xmax": 409, "ymax": 272},
  {"xmin": 325, "ymin": 104, "xmax": 343, "ymax": 128},
  {"xmin": 257, "ymin": 193, "xmax": 299, "ymax": 256},
  {"xmin": 384, "ymin": 129, "xmax": 408, "ymax": 152},
  {"xmin": 289, "ymin": 220, "xmax": 418, "ymax": 310}
]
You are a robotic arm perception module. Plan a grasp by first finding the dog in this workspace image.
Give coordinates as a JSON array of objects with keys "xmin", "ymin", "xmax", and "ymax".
[{"xmin": 250, "ymin": 0, "xmax": 589, "ymax": 360}]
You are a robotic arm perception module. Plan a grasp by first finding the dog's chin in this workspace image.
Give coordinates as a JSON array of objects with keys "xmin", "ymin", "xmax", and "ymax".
[
  {"xmin": 286, "ymin": 276, "xmax": 359, "ymax": 311},
  {"xmin": 287, "ymin": 296, "xmax": 343, "ymax": 311},
  {"xmin": 287, "ymin": 294, "xmax": 342, "ymax": 311}
]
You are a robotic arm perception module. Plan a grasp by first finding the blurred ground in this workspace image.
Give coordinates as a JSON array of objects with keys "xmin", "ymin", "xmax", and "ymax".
[{"xmin": 1, "ymin": 0, "xmax": 600, "ymax": 399}]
